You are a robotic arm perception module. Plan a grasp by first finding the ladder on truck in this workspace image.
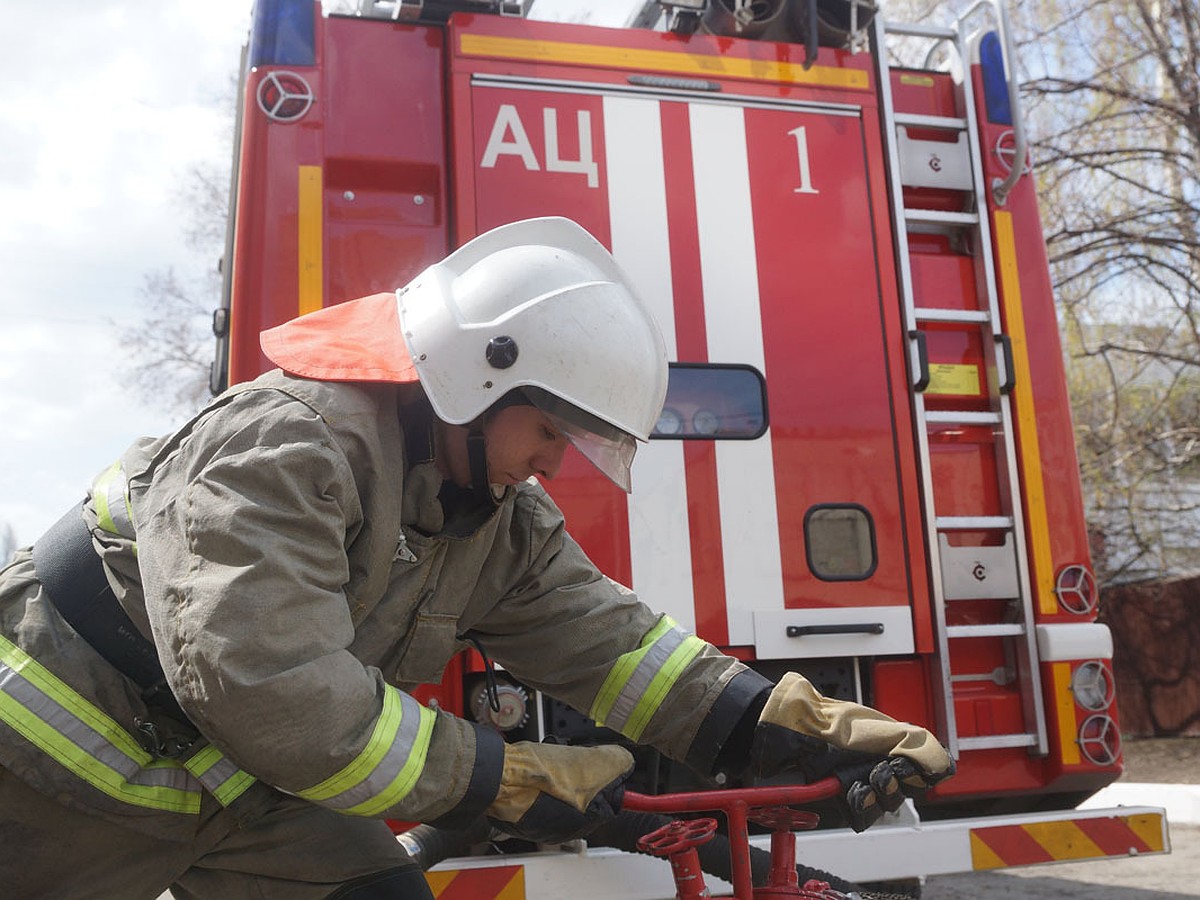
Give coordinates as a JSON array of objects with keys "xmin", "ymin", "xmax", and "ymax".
[{"xmin": 873, "ymin": 2, "xmax": 1048, "ymax": 758}]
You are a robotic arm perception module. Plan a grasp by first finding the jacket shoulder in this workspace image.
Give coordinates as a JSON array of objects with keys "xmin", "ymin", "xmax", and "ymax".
[{"xmin": 235, "ymin": 368, "xmax": 387, "ymax": 419}]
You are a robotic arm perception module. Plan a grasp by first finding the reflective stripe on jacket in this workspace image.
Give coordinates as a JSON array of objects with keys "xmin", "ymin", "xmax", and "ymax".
[
  {"xmin": 591, "ymin": 616, "xmax": 706, "ymax": 741},
  {"xmin": 0, "ymin": 560, "xmax": 256, "ymax": 838}
]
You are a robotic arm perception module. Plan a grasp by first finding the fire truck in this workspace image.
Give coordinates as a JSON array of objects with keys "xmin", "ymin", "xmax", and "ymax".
[{"xmin": 211, "ymin": 0, "xmax": 1169, "ymax": 894}]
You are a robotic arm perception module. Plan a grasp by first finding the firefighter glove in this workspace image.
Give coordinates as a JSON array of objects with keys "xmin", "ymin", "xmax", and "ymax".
[
  {"xmin": 485, "ymin": 741, "xmax": 634, "ymax": 843},
  {"xmin": 750, "ymin": 673, "xmax": 954, "ymax": 832}
]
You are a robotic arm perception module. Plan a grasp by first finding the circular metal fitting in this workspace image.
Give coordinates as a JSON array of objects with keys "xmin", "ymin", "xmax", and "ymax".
[
  {"xmin": 1055, "ymin": 564, "xmax": 1099, "ymax": 615},
  {"xmin": 256, "ymin": 70, "xmax": 315, "ymax": 122},
  {"xmin": 993, "ymin": 129, "xmax": 1034, "ymax": 178},
  {"xmin": 470, "ymin": 682, "xmax": 529, "ymax": 732},
  {"xmin": 1078, "ymin": 713, "xmax": 1121, "ymax": 766},
  {"xmin": 1071, "ymin": 661, "xmax": 1116, "ymax": 711},
  {"xmin": 485, "ymin": 335, "xmax": 519, "ymax": 370}
]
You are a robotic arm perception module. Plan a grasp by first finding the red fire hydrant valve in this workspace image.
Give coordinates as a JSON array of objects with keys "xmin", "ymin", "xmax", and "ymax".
[{"xmin": 636, "ymin": 817, "xmax": 719, "ymax": 900}]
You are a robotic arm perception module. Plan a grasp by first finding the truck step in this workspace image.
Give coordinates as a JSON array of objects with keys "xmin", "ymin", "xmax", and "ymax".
[
  {"xmin": 913, "ymin": 307, "xmax": 990, "ymax": 324},
  {"xmin": 905, "ymin": 208, "xmax": 979, "ymax": 227},
  {"xmin": 925, "ymin": 410, "xmax": 1002, "ymax": 425},
  {"xmin": 894, "ymin": 112, "xmax": 968, "ymax": 131},
  {"xmin": 936, "ymin": 515, "xmax": 1014, "ymax": 530},
  {"xmin": 946, "ymin": 623, "xmax": 1025, "ymax": 638}
]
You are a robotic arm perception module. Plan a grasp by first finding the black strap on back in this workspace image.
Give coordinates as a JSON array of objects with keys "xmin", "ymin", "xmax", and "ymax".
[{"xmin": 31, "ymin": 504, "xmax": 191, "ymax": 733}]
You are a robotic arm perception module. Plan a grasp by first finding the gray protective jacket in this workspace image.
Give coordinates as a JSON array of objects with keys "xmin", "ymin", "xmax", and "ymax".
[{"xmin": 0, "ymin": 368, "xmax": 768, "ymax": 841}]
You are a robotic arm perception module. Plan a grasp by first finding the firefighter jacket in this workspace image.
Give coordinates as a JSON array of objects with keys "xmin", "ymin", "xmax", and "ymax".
[{"xmin": 0, "ymin": 296, "xmax": 768, "ymax": 840}]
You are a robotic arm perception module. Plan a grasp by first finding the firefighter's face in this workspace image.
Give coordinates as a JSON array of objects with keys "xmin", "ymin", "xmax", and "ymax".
[
  {"xmin": 438, "ymin": 405, "xmax": 568, "ymax": 488},
  {"xmin": 483, "ymin": 405, "xmax": 568, "ymax": 485}
]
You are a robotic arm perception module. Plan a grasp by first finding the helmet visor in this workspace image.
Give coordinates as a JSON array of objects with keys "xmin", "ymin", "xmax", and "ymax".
[
  {"xmin": 545, "ymin": 412, "xmax": 637, "ymax": 493},
  {"xmin": 522, "ymin": 387, "xmax": 639, "ymax": 492}
]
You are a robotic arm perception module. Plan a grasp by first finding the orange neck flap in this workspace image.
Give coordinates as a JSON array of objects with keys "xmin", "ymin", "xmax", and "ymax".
[{"xmin": 259, "ymin": 292, "xmax": 419, "ymax": 384}]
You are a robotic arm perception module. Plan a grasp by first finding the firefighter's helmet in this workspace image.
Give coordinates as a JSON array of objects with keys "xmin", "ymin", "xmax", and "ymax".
[{"xmin": 397, "ymin": 217, "xmax": 669, "ymax": 492}]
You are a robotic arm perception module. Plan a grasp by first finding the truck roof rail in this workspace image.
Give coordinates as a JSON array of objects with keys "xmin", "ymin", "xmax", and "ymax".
[{"xmin": 348, "ymin": 0, "xmax": 528, "ymax": 22}]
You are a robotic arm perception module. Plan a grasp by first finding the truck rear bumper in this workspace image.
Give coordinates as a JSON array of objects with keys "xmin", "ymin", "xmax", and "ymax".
[{"xmin": 424, "ymin": 801, "xmax": 1169, "ymax": 898}]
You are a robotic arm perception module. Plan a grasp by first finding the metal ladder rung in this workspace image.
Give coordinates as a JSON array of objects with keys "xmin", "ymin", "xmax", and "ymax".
[
  {"xmin": 936, "ymin": 515, "xmax": 1014, "ymax": 530},
  {"xmin": 914, "ymin": 307, "xmax": 990, "ymax": 324},
  {"xmin": 895, "ymin": 112, "xmax": 968, "ymax": 131},
  {"xmin": 925, "ymin": 410, "xmax": 1002, "ymax": 425},
  {"xmin": 957, "ymin": 734, "xmax": 1039, "ymax": 751},
  {"xmin": 882, "ymin": 20, "xmax": 957, "ymax": 39},
  {"xmin": 905, "ymin": 209, "xmax": 979, "ymax": 227},
  {"xmin": 946, "ymin": 623, "xmax": 1025, "ymax": 638}
]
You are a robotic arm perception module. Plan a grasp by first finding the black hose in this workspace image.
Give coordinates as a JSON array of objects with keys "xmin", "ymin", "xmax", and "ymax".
[{"xmin": 396, "ymin": 817, "xmax": 493, "ymax": 871}]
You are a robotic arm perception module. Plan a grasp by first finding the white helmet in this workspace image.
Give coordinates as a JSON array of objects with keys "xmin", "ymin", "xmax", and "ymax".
[{"xmin": 397, "ymin": 217, "xmax": 669, "ymax": 492}]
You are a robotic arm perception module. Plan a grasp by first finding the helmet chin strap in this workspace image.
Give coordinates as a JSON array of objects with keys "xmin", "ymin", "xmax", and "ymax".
[{"xmin": 466, "ymin": 427, "xmax": 498, "ymax": 506}]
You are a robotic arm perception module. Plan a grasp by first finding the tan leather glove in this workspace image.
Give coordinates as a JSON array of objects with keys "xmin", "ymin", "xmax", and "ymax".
[
  {"xmin": 485, "ymin": 742, "xmax": 634, "ymax": 843},
  {"xmin": 752, "ymin": 673, "xmax": 954, "ymax": 832}
]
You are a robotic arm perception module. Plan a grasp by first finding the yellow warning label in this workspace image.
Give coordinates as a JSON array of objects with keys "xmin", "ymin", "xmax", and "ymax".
[
  {"xmin": 926, "ymin": 363, "xmax": 981, "ymax": 396},
  {"xmin": 900, "ymin": 74, "xmax": 936, "ymax": 87}
]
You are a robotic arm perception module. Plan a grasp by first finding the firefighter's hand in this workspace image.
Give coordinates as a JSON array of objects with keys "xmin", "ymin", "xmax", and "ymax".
[
  {"xmin": 485, "ymin": 741, "xmax": 634, "ymax": 843},
  {"xmin": 749, "ymin": 673, "xmax": 954, "ymax": 831},
  {"xmin": 811, "ymin": 752, "xmax": 956, "ymax": 832}
]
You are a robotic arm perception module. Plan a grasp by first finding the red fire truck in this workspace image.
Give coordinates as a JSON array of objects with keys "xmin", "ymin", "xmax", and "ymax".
[{"xmin": 211, "ymin": 0, "xmax": 1169, "ymax": 894}]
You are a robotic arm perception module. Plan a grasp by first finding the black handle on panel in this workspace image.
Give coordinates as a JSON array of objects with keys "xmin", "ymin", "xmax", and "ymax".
[
  {"xmin": 997, "ymin": 334, "xmax": 1016, "ymax": 394},
  {"xmin": 909, "ymin": 329, "xmax": 930, "ymax": 392},
  {"xmin": 786, "ymin": 623, "xmax": 885, "ymax": 638}
]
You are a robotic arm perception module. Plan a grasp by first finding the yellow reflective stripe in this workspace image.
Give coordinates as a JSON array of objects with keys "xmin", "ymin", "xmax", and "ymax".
[
  {"xmin": 184, "ymin": 744, "xmax": 257, "ymax": 807},
  {"xmin": 186, "ymin": 743, "xmax": 224, "ymax": 775},
  {"xmin": 298, "ymin": 165, "xmax": 324, "ymax": 316},
  {"xmin": 296, "ymin": 688, "xmax": 436, "ymax": 816},
  {"xmin": 994, "ymin": 210, "xmax": 1056, "ymax": 615},
  {"xmin": 459, "ymin": 33, "xmax": 870, "ymax": 90},
  {"xmin": 590, "ymin": 616, "xmax": 707, "ymax": 740},
  {"xmin": 1051, "ymin": 662, "xmax": 1081, "ymax": 766},
  {"xmin": 92, "ymin": 461, "xmax": 135, "ymax": 541},
  {"xmin": 341, "ymin": 706, "xmax": 436, "ymax": 817},
  {"xmin": 299, "ymin": 688, "xmax": 402, "ymax": 801},
  {"xmin": 623, "ymin": 635, "xmax": 705, "ymax": 742},
  {"xmin": 2, "ymin": 634, "xmax": 145, "ymax": 759},
  {"xmin": 0, "ymin": 635, "xmax": 200, "ymax": 814},
  {"xmin": 590, "ymin": 616, "xmax": 676, "ymax": 726},
  {"xmin": 93, "ymin": 461, "xmax": 121, "ymax": 536},
  {"xmin": 212, "ymin": 768, "xmax": 256, "ymax": 806}
]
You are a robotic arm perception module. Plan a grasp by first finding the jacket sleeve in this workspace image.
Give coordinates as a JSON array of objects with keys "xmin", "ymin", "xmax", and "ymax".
[
  {"xmin": 131, "ymin": 391, "xmax": 501, "ymax": 825},
  {"xmin": 464, "ymin": 484, "xmax": 772, "ymax": 775}
]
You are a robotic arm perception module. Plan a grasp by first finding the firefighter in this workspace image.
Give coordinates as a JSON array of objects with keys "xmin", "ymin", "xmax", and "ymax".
[{"xmin": 0, "ymin": 217, "xmax": 953, "ymax": 899}]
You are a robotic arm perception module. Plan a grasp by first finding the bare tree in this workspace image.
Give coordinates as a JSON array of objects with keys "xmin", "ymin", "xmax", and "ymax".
[
  {"xmin": 892, "ymin": 0, "xmax": 1200, "ymax": 583},
  {"xmin": 118, "ymin": 111, "xmax": 233, "ymax": 419},
  {"xmin": 123, "ymin": 262, "xmax": 218, "ymax": 416},
  {"xmin": 1014, "ymin": 0, "xmax": 1200, "ymax": 583}
]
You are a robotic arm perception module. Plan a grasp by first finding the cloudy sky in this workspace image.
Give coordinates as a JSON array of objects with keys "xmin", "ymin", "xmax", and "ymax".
[
  {"xmin": 0, "ymin": 2, "xmax": 254, "ymax": 548},
  {"xmin": 0, "ymin": 0, "xmax": 655, "ymax": 552}
]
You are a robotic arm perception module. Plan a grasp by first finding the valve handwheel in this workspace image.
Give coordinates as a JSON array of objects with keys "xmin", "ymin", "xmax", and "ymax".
[
  {"xmin": 636, "ymin": 817, "xmax": 719, "ymax": 856},
  {"xmin": 749, "ymin": 806, "xmax": 821, "ymax": 832}
]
